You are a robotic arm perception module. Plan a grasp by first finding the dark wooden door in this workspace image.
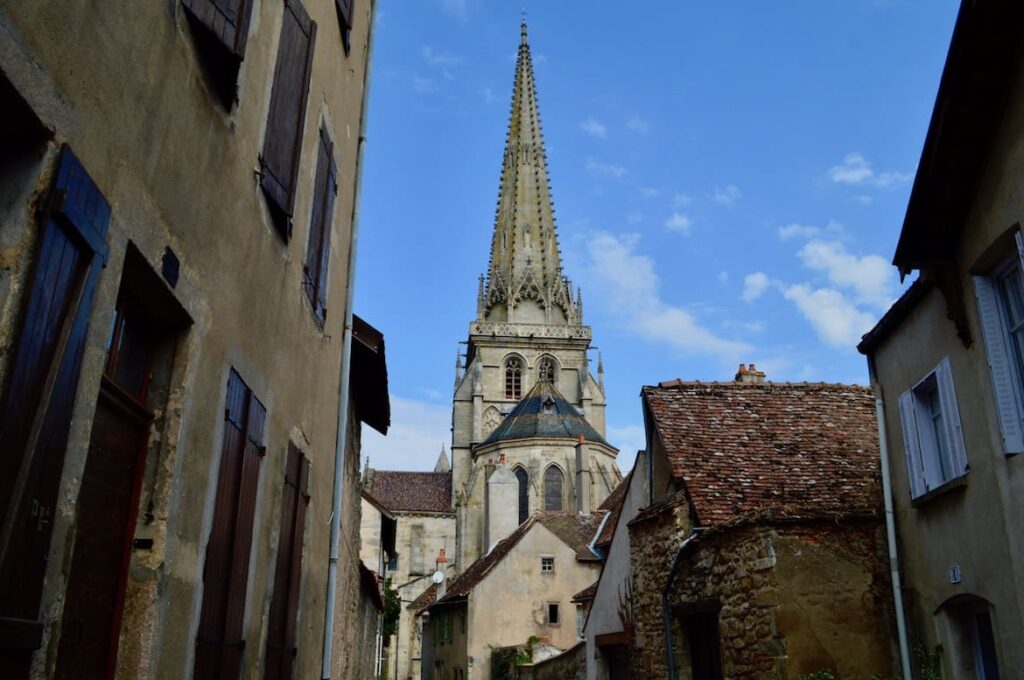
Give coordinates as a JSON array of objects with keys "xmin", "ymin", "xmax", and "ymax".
[{"xmin": 54, "ymin": 382, "xmax": 150, "ymax": 680}]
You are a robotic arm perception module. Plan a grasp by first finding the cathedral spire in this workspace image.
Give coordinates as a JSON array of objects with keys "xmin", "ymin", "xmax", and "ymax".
[{"xmin": 480, "ymin": 20, "xmax": 578, "ymax": 326}]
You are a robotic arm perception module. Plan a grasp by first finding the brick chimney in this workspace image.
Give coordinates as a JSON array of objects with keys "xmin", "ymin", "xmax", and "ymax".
[
  {"xmin": 735, "ymin": 363, "xmax": 766, "ymax": 384},
  {"xmin": 435, "ymin": 548, "xmax": 448, "ymax": 598}
]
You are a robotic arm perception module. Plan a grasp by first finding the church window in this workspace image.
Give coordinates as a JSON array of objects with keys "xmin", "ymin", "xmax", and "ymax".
[
  {"xmin": 483, "ymin": 406, "xmax": 502, "ymax": 436},
  {"xmin": 505, "ymin": 357, "xmax": 523, "ymax": 399},
  {"xmin": 538, "ymin": 356, "xmax": 556, "ymax": 384},
  {"xmin": 544, "ymin": 466, "xmax": 563, "ymax": 511},
  {"xmin": 515, "ymin": 467, "xmax": 530, "ymax": 524}
]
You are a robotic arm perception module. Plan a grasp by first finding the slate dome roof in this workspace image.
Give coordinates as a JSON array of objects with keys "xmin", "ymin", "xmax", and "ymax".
[{"xmin": 482, "ymin": 380, "xmax": 610, "ymax": 447}]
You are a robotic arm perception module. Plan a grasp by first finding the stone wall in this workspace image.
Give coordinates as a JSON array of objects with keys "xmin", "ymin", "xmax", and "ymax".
[
  {"xmin": 518, "ymin": 641, "xmax": 586, "ymax": 680},
  {"xmin": 629, "ymin": 509, "xmax": 896, "ymax": 680}
]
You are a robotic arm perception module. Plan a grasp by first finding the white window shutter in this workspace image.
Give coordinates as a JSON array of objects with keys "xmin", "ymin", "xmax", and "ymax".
[
  {"xmin": 898, "ymin": 389, "xmax": 927, "ymax": 498},
  {"xmin": 973, "ymin": 276, "xmax": 1024, "ymax": 454},
  {"xmin": 935, "ymin": 357, "xmax": 969, "ymax": 476}
]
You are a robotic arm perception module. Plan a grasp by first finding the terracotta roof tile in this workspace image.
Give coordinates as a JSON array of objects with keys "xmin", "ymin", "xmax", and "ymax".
[
  {"xmin": 573, "ymin": 581, "xmax": 598, "ymax": 602},
  {"xmin": 365, "ymin": 470, "xmax": 453, "ymax": 514},
  {"xmin": 410, "ymin": 582, "xmax": 438, "ymax": 615},
  {"xmin": 642, "ymin": 381, "xmax": 881, "ymax": 526},
  {"xmin": 594, "ymin": 474, "xmax": 630, "ymax": 548}
]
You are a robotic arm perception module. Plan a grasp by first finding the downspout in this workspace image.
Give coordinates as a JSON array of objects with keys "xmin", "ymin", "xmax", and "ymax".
[
  {"xmin": 322, "ymin": 2, "xmax": 377, "ymax": 677},
  {"xmin": 868, "ymin": 355, "xmax": 913, "ymax": 680},
  {"xmin": 662, "ymin": 526, "xmax": 706, "ymax": 680}
]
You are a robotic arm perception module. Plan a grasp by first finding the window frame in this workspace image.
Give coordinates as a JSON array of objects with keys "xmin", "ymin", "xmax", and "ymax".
[
  {"xmin": 505, "ymin": 357, "xmax": 523, "ymax": 400},
  {"xmin": 546, "ymin": 602, "xmax": 560, "ymax": 626},
  {"xmin": 540, "ymin": 556, "xmax": 555, "ymax": 574},
  {"xmin": 897, "ymin": 357, "xmax": 968, "ymax": 500}
]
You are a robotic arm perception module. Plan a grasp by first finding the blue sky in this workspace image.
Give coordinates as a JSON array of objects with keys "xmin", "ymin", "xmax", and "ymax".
[{"xmin": 355, "ymin": 0, "xmax": 960, "ymax": 471}]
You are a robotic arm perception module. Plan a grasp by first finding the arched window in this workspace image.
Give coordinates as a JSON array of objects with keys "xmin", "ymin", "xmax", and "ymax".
[
  {"xmin": 544, "ymin": 466, "xmax": 563, "ymax": 511},
  {"xmin": 538, "ymin": 356, "xmax": 556, "ymax": 384},
  {"xmin": 515, "ymin": 467, "xmax": 529, "ymax": 524},
  {"xmin": 505, "ymin": 357, "xmax": 523, "ymax": 400}
]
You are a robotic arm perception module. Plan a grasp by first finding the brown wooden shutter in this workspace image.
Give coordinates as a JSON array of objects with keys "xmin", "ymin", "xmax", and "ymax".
[
  {"xmin": 194, "ymin": 369, "xmax": 265, "ymax": 680},
  {"xmin": 304, "ymin": 126, "xmax": 337, "ymax": 324},
  {"xmin": 260, "ymin": 0, "xmax": 317, "ymax": 239},
  {"xmin": 0, "ymin": 146, "xmax": 110, "ymax": 674},
  {"xmin": 264, "ymin": 444, "xmax": 309, "ymax": 680},
  {"xmin": 181, "ymin": 0, "xmax": 256, "ymax": 59},
  {"xmin": 335, "ymin": 0, "xmax": 353, "ymax": 30}
]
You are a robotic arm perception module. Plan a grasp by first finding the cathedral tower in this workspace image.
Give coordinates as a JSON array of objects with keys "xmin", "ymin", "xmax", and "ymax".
[{"xmin": 451, "ymin": 20, "xmax": 621, "ymax": 570}]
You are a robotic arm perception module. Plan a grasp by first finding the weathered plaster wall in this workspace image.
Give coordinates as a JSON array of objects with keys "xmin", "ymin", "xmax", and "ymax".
[
  {"xmin": 518, "ymin": 641, "xmax": 586, "ymax": 680},
  {"xmin": 465, "ymin": 523, "xmax": 601, "ymax": 679},
  {"xmin": 0, "ymin": 1, "xmax": 375, "ymax": 678}
]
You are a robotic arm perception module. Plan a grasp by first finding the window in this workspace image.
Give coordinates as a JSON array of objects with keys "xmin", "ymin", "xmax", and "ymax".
[
  {"xmin": 897, "ymin": 357, "xmax": 968, "ymax": 499},
  {"xmin": 505, "ymin": 357, "xmax": 522, "ymax": 399},
  {"xmin": 543, "ymin": 466, "xmax": 563, "ymax": 511},
  {"xmin": 540, "ymin": 556, "xmax": 554, "ymax": 573},
  {"xmin": 515, "ymin": 467, "xmax": 529, "ymax": 524},
  {"xmin": 260, "ymin": 0, "xmax": 317, "ymax": 239},
  {"xmin": 538, "ymin": 356, "xmax": 556, "ymax": 384},
  {"xmin": 974, "ymin": 240, "xmax": 1024, "ymax": 455},
  {"xmin": 264, "ymin": 445, "xmax": 311, "ymax": 680},
  {"xmin": 195, "ymin": 369, "xmax": 267, "ymax": 679},
  {"xmin": 181, "ymin": 0, "xmax": 255, "ymax": 107},
  {"xmin": 386, "ymin": 552, "xmax": 398, "ymax": 572},
  {"xmin": 335, "ymin": 0, "xmax": 354, "ymax": 54},
  {"xmin": 680, "ymin": 610, "xmax": 724, "ymax": 680},
  {"xmin": 304, "ymin": 125, "xmax": 338, "ymax": 324},
  {"xmin": 547, "ymin": 603, "xmax": 560, "ymax": 625},
  {"xmin": 576, "ymin": 605, "xmax": 585, "ymax": 640}
]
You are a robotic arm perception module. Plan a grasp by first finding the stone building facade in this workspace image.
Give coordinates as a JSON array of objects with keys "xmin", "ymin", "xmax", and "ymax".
[
  {"xmin": 619, "ymin": 375, "xmax": 896, "ymax": 680},
  {"xmin": 0, "ymin": 1, "xmax": 384, "ymax": 678},
  {"xmin": 857, "ymin": 4, "xmax": 1024, "ymax": 677},
  {"xmin": 362, "ymin": 466, "xmax": 457, "ymax": 680}
]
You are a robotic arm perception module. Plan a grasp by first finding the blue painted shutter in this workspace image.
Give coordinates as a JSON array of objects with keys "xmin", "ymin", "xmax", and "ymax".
[
  {"xmin": 935, "ymin": 357, "xmax": 968, "ymax": 476},
  {"xmin": 973, "ymin": 275, "xmax": 1024, "ymax": 454},
  {"xmin": 897, "ymin": 390, "xmax": 926, "ymax": 498}
]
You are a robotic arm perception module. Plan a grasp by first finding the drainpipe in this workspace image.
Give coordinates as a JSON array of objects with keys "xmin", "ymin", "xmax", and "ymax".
[
  {"xmin": 662, "ymin": 526, "xmax": 706, "ymax": 680},
  {"xmin": 868, "ymin": 355, "xmax": 913, "ymax": 680},
  {"xmin": 321, "ymin": 1, "xmax": 376, "ymax": 677}
]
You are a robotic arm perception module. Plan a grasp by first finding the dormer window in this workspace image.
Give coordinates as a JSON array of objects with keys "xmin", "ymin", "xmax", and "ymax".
[
  {"xmin": 542, "ymin": 397, "xmax": 556, "ymax": 414},
  {"xmin": 538, "ymin": 356, "xmax": 556, "ymax": 384},
  {"xmin": 505, "ymin": 357, "xmax": 523, "ymax": 400}
]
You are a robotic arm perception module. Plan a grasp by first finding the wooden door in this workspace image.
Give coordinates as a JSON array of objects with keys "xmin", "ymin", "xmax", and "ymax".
[{"xmin": 54, "ymin": 381, "xmax": 151, "ymax": 680}]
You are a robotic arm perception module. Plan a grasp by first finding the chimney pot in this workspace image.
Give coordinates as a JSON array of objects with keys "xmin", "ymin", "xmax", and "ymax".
[{"xmin": 437, "ymin": 548, "xmax": 448, "ymax": 564}]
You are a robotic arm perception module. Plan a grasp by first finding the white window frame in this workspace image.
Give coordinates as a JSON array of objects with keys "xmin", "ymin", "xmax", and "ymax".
[
  {"xmin": 540, "ymin": 555, "xmax": 555, "ymax": 574},
  {"xmin": 897, "ymin": 357, "xmax": 968, "ymax": 499},
  {"xmin": 973, "ymin": 234, "xmax": 1024, "ymax": 455}
]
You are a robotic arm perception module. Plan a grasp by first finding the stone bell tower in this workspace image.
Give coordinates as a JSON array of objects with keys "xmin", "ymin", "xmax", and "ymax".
[{"xmin": 449, "ymin": 20, "xmax": 619, "ymax": 571}]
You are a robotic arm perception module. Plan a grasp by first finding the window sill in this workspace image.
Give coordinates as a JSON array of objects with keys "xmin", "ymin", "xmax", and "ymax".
[{"xmin": 911, "ymin": 474, "xmax": 968, "ymax": 508}]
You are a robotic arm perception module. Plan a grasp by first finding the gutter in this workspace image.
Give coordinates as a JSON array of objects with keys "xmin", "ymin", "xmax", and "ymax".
[
  {"xmin": 867, "ymin": 355, "xmax": 913, "ymax": 680},
  {"xmin": 321, "ymin": 2, "xmax": 377, "ymax": 677},
  {"xmin": 662, "ymin": 526, "xmax": 706, "ymax": 680}
]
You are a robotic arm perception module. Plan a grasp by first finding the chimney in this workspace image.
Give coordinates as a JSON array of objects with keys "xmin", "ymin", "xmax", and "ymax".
[
  {"xmin": 735, "ymin": 363, "xmax": 766, "ymax": 384},
  {"xmin": 435, "ymin": 548, "xmax": 448, "ymax": 599}
]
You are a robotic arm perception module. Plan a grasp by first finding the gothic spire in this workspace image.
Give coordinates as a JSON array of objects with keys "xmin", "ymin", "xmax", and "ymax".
[{"xmin": 479, "ymin": 19, "xmax": 580, "ymax": 326}]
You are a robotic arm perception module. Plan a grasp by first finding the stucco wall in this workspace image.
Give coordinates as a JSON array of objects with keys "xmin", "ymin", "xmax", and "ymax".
[
  {"xmin": 518, "ymin": 641, "xmax": 586, "ymax": 680},
  {"xmin": 0, "ymin": 1, "xmax": 374, "ymax": 678},
  {"xmin": 464, "ymin": 522, "xmax": 601, "ymax": 679}
]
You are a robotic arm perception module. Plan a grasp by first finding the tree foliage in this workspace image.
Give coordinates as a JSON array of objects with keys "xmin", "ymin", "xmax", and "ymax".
[{"xmin": 381, "ymin": 578, "xmax": 401, "ymax": 646}]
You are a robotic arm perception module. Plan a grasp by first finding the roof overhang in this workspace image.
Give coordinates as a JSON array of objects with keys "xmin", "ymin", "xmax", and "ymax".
[{"xmin": 893, "ymin": 2, "xmax": 1024, "ymax": 278}]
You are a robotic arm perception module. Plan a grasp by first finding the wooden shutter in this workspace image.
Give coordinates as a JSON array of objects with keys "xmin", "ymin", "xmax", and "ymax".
[
  {"xmin": 260, "ymin": 0, "xmax": 317, "ymax": 238},
  {"xmin": 335, "ymin": 0, "xmax": 353, "ymax": 30},
  {"xmin": 195, "ymin": 369, "xmax": 266, "ymax": 680},
  {"xmin": 264, "ymin": 444, "xmax": 310, "ymax": 680},
  {"xmin": 973, "ymin": 275, "xmax": 1024, "ymax": 454},
  {"xmin": 897, "ymin": 389, "xmax": 927, "ymax": 498},
  {"xmin": 304, "ymin": 127, "xmax": 337, "ymax": 324},
  {"xmin": 182, "ymin": 0, "xmax": 255, "ymax": 59},
  {"xmin": 935, "ymin": 357, "xmax": 969, "ymax": 476},
  {"xmin": 0, "ymin": 146, "xmax": 110, "ymax": 665}
]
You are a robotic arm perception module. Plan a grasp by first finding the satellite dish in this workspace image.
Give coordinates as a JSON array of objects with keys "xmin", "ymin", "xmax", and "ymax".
[{"xmin": 431, "ymin": 570, "xmax": 445, "ymax": 585}]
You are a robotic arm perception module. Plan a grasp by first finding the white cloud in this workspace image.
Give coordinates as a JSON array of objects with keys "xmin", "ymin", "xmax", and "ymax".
[
  {"xmin": 582, "ymin": 232, "xmax": 750, "ymax": 359},
  {"xmin": 421, "ymin": 46, "xmax": 462, "ymax": 68},
  {"xmin": 481, "ymin": 88, "xmax": 495, "ymax": 104},
  {"xmin": 712, "ymin": 184, "xmax": 741, "ymax": 205},
  {"xmin": 663, "ymin": 212, "xmax": 692, "ymax": 235},
  {"xmin": 781, "ymin": 284, "xmax": 876, "ymax": 348},
  {"xmin": 585, "ymin": 158, "xmax": 627, "ymax": 179},
  {"xmin": 626, "ymin": 117, "xmax": 651, "ymax": 134},
  {"xmin": 828, "ymin": 152, "xmax": 912, "ymax": 189},
  {"xmin": 581, "ymin": 117, "xmax": 607, "ymax": 139},
  {"xmin": 673, "ymin": 193, "xmax": 692, "ymax": 207},
  {"xmin": 412, "ymin": 77, "xmax": 436, "ymax": 93},
  {"xmin": 797, "ymin": 239, "xmax": 893, "ymax": 308},
  {"xmin": 778, "ymin": 223, "xmax": 820, "ymax": 241},
  {"xmin": 636, "ymin": 186, "xmax": 660, "ymax": 198},
  {"xmin": 741, "ymin": 272, "xmax": 770, "ymax": 303},
  {"xmin": 361, "ymin": 395, "xmax": 451, "ymax": 471},
  {"xmin": 626, "ymin": 210, "xmax": 645, "ymax": 224},
  {"xmin": 718, "ymin": 271, "xmax": 729, "ymax": 283}
]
